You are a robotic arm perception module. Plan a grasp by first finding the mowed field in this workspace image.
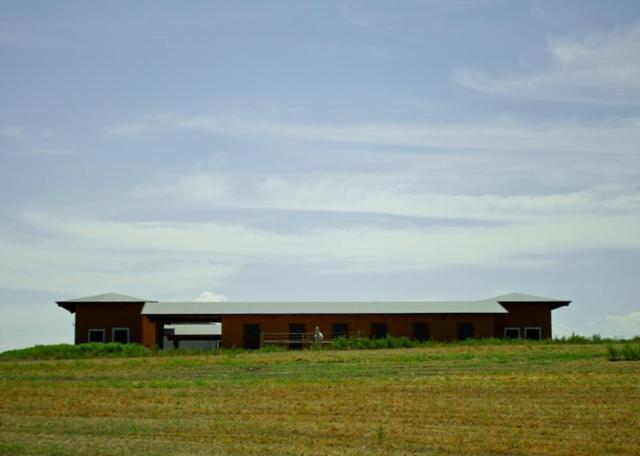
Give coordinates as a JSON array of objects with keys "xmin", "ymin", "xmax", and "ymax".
[{"xmin": 1, "ymin": 344, "xmax": 639, "ymax": 455}]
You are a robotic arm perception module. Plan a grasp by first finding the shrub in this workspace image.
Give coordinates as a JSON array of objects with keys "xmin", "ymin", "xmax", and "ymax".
[
  {"xmin": 0, "ymin": 343, "xmax": 150, "ymax": 361},
  {"xmin": 328, "ymin": 336, "xmax": 422, "ymax": 350},
  {"xmin": 258, "ymin": 344, "xmax": 287, "ymax": 353},
  {"xmin": 607, "ymin": 343, "xmax": 640, "ymax": 361},
  {"xmin": 553, "ymin": 334, "xmax": 620, "ymax": 344},
  {"xmin": 330, "ymin": 337, "xmax": 351, "ymax": 350},
  {"xmin": 622, "ymin": 344, "xmax": 640, "ymax": 360}
]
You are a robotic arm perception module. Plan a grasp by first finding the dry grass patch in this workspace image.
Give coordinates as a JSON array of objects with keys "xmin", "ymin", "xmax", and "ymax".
[{"xmin": 1, "ymin": 344, "xmax": 639, "ymax": 455}]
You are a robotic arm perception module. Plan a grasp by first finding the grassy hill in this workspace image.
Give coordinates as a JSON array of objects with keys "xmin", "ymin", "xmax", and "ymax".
[{"xmin": 1, "ymin": 343, "xmax": 639, "ymax": 455}]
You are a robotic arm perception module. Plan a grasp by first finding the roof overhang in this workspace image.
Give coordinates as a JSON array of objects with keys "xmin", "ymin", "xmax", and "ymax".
[
  {"xmin": 547, "ymin": 301, "xmax": 571, "ymax": 310},
  {"xmin": 56, "ymin": 300, "xmax": 155, "ymax": 314},
  {"xmin": 56, "ymin": 293, "xmax": 155, "ymax": 314},
  {"xmin": 483, "ymin": 292, "xmax": 571, "ymax": 311},
  {"xmin": 56, "ymin": 301, "xmax": 76, "ymax": 313},
  {"xmin": 494, "ymin": 299, "xmax": 571, "ymax": 311}
]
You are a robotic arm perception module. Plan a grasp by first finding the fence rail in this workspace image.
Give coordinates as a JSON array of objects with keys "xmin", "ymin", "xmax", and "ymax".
[{"xmin": 261, "ymin": 331, "xmax": 364, "ymax": 346}]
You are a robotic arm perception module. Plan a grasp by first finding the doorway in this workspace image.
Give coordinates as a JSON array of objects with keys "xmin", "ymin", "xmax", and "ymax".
[
  {"xmin": 243, "ymin": 324, "xmax": 261, "ymax": 349},
  {"xmin": 288, "ymin": 323, "xmax": 306, "ymax": 350},
  {"xmin": 456, "ymin": 322, "xmax": 474, "ymax": 340},
  {"xmin": 370, "ymin": 323, "xmax": 388, "ymax": 339},
  {"xmin": 412, "ymin": 322, "xmax": 429, "ymax": 342}
]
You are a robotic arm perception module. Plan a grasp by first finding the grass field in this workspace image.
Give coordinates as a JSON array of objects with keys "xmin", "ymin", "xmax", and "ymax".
[{"xmin": 1, "ymin": 343, "xmax": 639, "ymax": 455}]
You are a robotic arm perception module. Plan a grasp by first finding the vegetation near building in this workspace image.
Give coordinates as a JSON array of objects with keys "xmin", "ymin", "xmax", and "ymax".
[{"xmin": 56, "ymin": 292, "xmax": 570, "ymax": 349}]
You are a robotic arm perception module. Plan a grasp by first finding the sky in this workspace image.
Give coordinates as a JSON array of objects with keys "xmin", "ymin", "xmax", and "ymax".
[{"xmin": 1, "ymin": 0, "xmax": 639, "ymax": 351}]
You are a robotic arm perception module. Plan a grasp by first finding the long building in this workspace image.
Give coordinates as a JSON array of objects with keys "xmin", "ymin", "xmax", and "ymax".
[{"xmin": 56, "ymin": 292, "xmax": 570, "ymax": 349}]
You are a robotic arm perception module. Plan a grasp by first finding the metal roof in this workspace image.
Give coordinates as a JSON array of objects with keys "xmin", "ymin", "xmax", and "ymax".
[
  {"xmin": 57, "ymin": 291, "xmax": 570, "ymax": 315},
  {"xmin": 483, "ymin": 292, "xmax": 571, "ymax": 310},
  {"xmin": 142, "ymin": 300, "xmax": 509, "ymax": 316},
  {"xmin": 57, "ymin": 293, "xmax": 153, "ymax": 303},
  {"xmin": 487, "ymin": 292, "xmax": 569, "ymax": 303},
  {"xmin": 56, "ymin": 292, "xmax": 155, "ymax": 313}
]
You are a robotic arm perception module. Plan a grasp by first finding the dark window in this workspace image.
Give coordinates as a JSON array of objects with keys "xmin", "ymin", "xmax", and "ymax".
[
  {"xmin": 456, "ymin": 322, "xmax": 474, "ymax": 341},
  {"xmin": 370, "ymin": 323, "xmax": 388, "ymax": 339},
  {"xmin": 88, "ymin": 329, "xmax": 105, "ymax": 343},
  {"xmin": 112, "ymin": 328, "xmax": 129, "ymax": 344},
  {"xmin": 524, "ymin": 327, "xmax": 542, "ymax": 340},
  {"xmin": 243, "ymin": 324, "xmax": 261, "ymax": 349},
  {"xmin": 504, "ymin": 327, "xmax": 520, "ymax": 339},
  {"xmin": 332, "ymin": 323, "xmax": 349, "ymax": 339},
  {"xmin": 412, "ymin": 322, "xmax": 429, "ymax": 342},
  {"xmin": 289, "ymin": 323, "xmax": 306, "ymax": 350}
]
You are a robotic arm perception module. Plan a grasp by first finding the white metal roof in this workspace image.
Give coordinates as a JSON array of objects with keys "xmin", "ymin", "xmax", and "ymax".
[
  {"xmin": 483, "ymin": 293, "xmax": 571, "ymax": 310},
  {"xmin": 57, "ymin": 292, "xmax": 153, "ymax": 303},
  {"xmin": 142, "ymin": 300, "xmax": 509, "ymax": 315},
  {"xmin": 486, "ymin": 292, "xmax": 570, "ymax": 303}
]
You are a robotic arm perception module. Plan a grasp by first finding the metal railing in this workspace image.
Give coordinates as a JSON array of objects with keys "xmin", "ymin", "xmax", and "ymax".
[{"xmin": 261, "ymin": 331, "xmax": 364, "ymax": 346}]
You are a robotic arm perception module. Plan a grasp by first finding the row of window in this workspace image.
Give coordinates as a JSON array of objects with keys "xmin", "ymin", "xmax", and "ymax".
[
  {"xmin": 88, "ymin": 328, "xmax": 130, "ymax": 344},
  {"xmin": 87, "ymin": 325, "xmax": 542, "ymax": 345},
  {"xmin": 333, "ymin": 322, "xmax": 475, "ymax": 341},
  {"xmin": 504, "ymin": 327, "xmax": 541, "ymax": 340},
  {"xmin": 244, "ymin": 322, "xmax": 484, "ymax": 349}
]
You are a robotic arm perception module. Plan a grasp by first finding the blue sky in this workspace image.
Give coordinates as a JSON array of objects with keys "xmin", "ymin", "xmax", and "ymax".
[{"xmin": 1, "ymin": 1, "xmax": 640, "ymax": 351}]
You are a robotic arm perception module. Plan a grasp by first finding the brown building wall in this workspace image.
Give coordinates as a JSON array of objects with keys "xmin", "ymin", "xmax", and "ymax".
[
  {"xmin": 74, "ymin": 303, "xmax": 144, "ymax": 344},
  {"xmin": 72, "ymin": 303, "xmax": 556, "ymax": 347},
  {"xmin": 493, "ymin": 303, "xmax": 553, "ymax": 339},
  {"xmin": 221, "ymin": 314, "xmax": 496, "ymax": 348},
  {"xmin": 141, "ymin": 316, "xmax": 157, "ymax": 347}
]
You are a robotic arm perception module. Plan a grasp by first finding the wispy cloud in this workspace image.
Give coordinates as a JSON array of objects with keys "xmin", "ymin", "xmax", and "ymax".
[
  {"xmin": 0, "ymin": 126, "xmax": 64, "ymax": 155},
  {"xmin": 257, "ymin": 176, "xmax": 640, "ymax": 221},
  {"xmin": 110, "ymin": 113, "xmax": 640, "ymax": 154},
  {"xmin": 337, "ymin": 1, "xmax": 376, "ymax": 29},
  {"xmin": 0, "ymin": 126, "xmax": 27, "ymax": 142},
  {"xmin": 0, "ymin": 226, "xmax": 236, "ymax": 297},
  {"xmin": 131, "ymin": 169, "xmax": 640, "ymax": 222},
  {"xmin": 133, "ymin": 173, "xmax": 229, "ymax": 205},
  {"xmin": 3, "ymin": 209, "xmax": 637, "ymax": 290},
  {"xmin": 606, "ymin": 311, "xmax": 640, "ymax": 337},
  {"xmin": 196, "ymin": 291, "xmax": 227, "ymax": 302},
  {"xmin": 454, "ymin": 22, "xmax": 640, "ymax": 104}
]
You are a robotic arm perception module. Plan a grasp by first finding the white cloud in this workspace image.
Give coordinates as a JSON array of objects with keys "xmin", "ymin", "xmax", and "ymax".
[
  {"xmin": 552, "ymin": 321, "xmax": 578, "ymax": 338},
  {"xmin": 337, "ymin": 1, "xmax": 377, "ymax": 29},
  {"xmin": 196, "ymin": 291, "xmax": 227, "ymax": 302},
  {"xmin": 5, "ymin": 209, "xmax": 639, "ymax": 283},
  {"xmin": 109, "ymin": 112, "xmax": 640, "ymax": 154},
  {"xmin": 0, "ymin": 228, "xmax": 236, "ymax": 298},
  {"xmin": 0, "ymin": 126, "xmax": 27, "ymax": 142},
  {"xmin": 454, "ymin": 22, "xmax": 640, "ymax": 103},
  {"xmin": 133, "ymin": 173, "xmax": 229, "ymax": 205},
  {"xmin": 606, "ymin": 312, "xmax": 640, "ymax": 338},
  {"xmin": 256, "ymin": 175, "xmax": 640, "ymax": 221},
  {"xmin": 129, "ymin": 167, "xmax": 640, "ymax": 222}
]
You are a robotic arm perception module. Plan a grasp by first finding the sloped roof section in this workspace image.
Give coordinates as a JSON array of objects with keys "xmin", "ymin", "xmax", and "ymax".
[
  {"xmin": 142, "ymin": 300, "xmax": 508, "ymax": 316},
  {"xmin": 58, "ymin": 293, "xmax": 151, "ymax": 303},
  {"xmin": 484, "ymin": 292, "xmax": 571, "ymax": 310},
  {"xmin": 57, "ymin": 293, "xmax": 155, "ymax": 313}
]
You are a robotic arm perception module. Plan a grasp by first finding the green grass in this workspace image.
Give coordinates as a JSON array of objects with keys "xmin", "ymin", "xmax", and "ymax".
[
  {"xmin": 0, "ymin": 343, "xmax": 291, "ymax": 361},
  {"xmin": 3, "ymin": 334, "xmax": 636, "ymax": 361},
  {"xmin": 1, "ymin": 343, "xmax": 639, "ymax": 455},
  {"xmin": 0, "ymin": 343, "xmax": 151, "ymax": 361},
  {"xmin": 607, "ymin": 343, "xmax": 640, "ymax": 361}
]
